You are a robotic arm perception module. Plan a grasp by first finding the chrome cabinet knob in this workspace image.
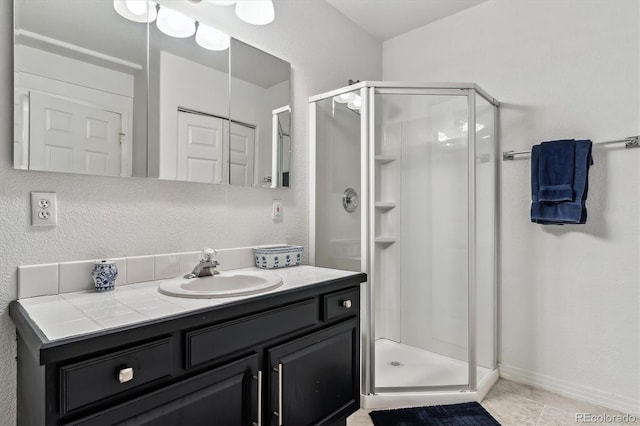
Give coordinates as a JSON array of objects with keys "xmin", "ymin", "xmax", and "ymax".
[
  {"xmin": 118, "ymin": 367, "xmax": 134, "ymax": 384},
  {"xmin": 342, "ymin": 299, "xmax": 352, "ymax": 309}
]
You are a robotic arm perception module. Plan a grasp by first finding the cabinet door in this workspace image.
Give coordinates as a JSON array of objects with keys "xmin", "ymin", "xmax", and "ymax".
[
  {"xmin": 65, "ymin": 354, "xmax": 260, "ymax": 426},
  {"xmin": 268, "ymin": 320, "xmax": 359, "ymax": 426}
]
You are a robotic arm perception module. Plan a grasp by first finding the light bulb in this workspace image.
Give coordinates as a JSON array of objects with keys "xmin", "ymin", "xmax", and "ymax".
[
  {"xmin": 347, "ymin": 95, "xmax": 362, "ymax": 110},
  {"xmin": 196, "ymin": 24, "xmax": 230, "ymax": 51},
  {"xmin": 235, "ymin": 0, "xmax": 275, "ymax": 25},
  {"xmin": 207, "ymin": 0, "xmax": 237, "ymax": 5},
  {"xmin": 334, "ymin": 92, "xmax": 355, "ymax": 104},
  {"xmin": 156, "ymin": 7, "xmax": 196, "ymax": 38},
  {"xmin": 113, "ymin": 0, "xmax": 157, "ymax": 23},
  {"xmin": 125, "ymin": 0, "xmax": 146, "ymax": 15}
]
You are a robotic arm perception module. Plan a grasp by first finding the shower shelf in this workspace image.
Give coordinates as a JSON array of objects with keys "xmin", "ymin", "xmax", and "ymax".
[
  {"xmin": 374, "ymin": 155, "xmax": 397, "ymax": 164},
  {"xmin": 374, "ymin": 202, "xmax": 397, "ymax": 211},
  {"xmin": 375, "ymin": 237, "xmax": 398, "ymax": 245}
]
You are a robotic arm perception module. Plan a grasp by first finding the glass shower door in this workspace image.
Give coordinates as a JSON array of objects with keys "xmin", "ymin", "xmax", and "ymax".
[
  {"xmin": 371, "ymin": 90, "xmax": 471, "ymax": 391},
  {"xmin": 313, "ymin": 92, "xmax": 362, "ymax": 272}
]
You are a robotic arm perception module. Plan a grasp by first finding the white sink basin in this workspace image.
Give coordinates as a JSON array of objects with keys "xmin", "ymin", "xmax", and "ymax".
[{"xmin": 158, "ymin": 271, "xmax": 283, "ymax": 299}]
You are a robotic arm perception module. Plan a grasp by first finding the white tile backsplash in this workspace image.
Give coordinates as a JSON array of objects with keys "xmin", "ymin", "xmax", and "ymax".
[
  {"xmin": 126, "ymin": 256, "xmax": 155, "ymax": 284},
  {"xmin": 16, "ymin": 245, "xmax": 290, "ymax": 299},
  {"xmin": 179, "ymin": 252, "xmax": 201, "ymax": 277},
  {"xmin": 218, "ymin": 247, "xmax": 257, "ymax": 271},
  {"xmin": 59, "ymin": 261, "xmax": 94, "ymax": 293},
  {"xmin": 17, "ymin": 263, "xmax": 59, "ymax": 299},
  {"xmin": 113, "ymin": 258, "xmax": 127, "ymax": 286},
  {"xmin": 154, "ymin": 254, "xmax": 180, "ymax": 280}
]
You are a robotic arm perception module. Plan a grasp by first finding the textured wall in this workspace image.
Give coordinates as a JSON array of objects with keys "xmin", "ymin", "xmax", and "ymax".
[
  {"xmin": 383, "ymin": 0, "xmax": 639, "ymax": 414},
  {"xmin": 0, "ymin": 1, "xmax": 382, "ymax": 421}
]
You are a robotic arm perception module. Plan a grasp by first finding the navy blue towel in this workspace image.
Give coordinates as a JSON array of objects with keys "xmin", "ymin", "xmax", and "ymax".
[
  {"xmin": 531, "ymin": 139, "xmax": 593, "ymax": 225},
  {"xmin": 538, "ymin": 140, "xmax": 575, "ymax": 202}
]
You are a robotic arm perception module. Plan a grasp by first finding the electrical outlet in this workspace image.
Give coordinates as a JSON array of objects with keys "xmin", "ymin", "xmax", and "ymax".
[
  {"xmin": 272, "ymin": 199, "xmax": 283, "ymax": 221},
  {"xmin": 31, "ymin": 192, "xmax": 57, "ymax": 226}
]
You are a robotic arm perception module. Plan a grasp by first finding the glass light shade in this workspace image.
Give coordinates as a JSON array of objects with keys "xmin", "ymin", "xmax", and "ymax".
[
  {"xmin": 334, "ymin": 92, "xmax": 355, "ymax": 104},
  {"xmin": 207, "ymin": 0, "xmax": 237, "ymax": 5},
  {"xmin": 196, "ymin": 24, "xmax": 230, "ymax": 51},
  {"xmin": 113, "ymin": 0, "xmax": 157, "ymax": 23},
  {"xmin": 347, "ymin": 95, "xmax": 362, "ymax": 110},
  {"xmin": 156, "ymin": 7, "xmax": 196, "ymax": 38},
  {"xmin": 235, "ymin": 0, "xmax": 275, "ymax": 25},
  {"xmin": 126, "ymin": 0, "xmax": 146, "ymax": 15}
]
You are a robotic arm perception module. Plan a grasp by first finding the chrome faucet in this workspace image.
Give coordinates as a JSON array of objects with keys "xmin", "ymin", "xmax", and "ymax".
[{"xmin": 184, "ymin": 248, "xmax": 220, "ymax": 279}]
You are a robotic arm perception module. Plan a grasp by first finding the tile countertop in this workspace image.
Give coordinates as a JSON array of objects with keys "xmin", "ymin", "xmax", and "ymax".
[{"xmin": 17, "ymin": 266, "xmax": 363, "ymax": 342}]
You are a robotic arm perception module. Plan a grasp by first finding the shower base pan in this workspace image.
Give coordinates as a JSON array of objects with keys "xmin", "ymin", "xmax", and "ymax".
[{"xmin": 362, "ymin": 339, "xmax": 499, "ymax": 410}]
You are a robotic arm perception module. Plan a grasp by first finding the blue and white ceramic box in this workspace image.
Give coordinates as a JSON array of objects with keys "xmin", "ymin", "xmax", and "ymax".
[
  {"xmin": 92, "ymin": 260, "xmax": 118, "ymax": 292},
  {"xmin": 253, "ymin": 245, "xmax": 303, "ymax": 269}
]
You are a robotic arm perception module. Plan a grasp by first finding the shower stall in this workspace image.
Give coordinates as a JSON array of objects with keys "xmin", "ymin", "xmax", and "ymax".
[{"xmin": 309, "ymin": 82, "xmax": 499, "ymax": 408}]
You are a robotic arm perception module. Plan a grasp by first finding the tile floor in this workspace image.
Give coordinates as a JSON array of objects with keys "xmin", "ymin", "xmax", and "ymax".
[{"xmin": 347, "ymin": 379, "xmax": 639, "ymax": 425}]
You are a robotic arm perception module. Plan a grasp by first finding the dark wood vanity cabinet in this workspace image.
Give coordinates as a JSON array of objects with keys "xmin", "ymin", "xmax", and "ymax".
[
  {"xmin": 268, "ymin": 319, "xmax": 358, "ymax": 426},
  {"xmin": 10, "ymin": 273, "xmax": 365, "ymax": 426}
]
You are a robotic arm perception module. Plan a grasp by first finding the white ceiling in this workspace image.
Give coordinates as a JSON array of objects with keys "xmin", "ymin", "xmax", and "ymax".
[{"xmin": 325, "ymin": 0, "xmax": 488, "ymax": 41}]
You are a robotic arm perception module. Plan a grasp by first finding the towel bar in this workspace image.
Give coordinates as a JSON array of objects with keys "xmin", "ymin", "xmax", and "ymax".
[{"xmin": 502, "ymin": 136, "xmax": 639, "ymax": 161}]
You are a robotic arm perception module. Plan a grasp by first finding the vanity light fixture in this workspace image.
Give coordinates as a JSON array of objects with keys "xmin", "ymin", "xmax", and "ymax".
[
  {"xmin": 334, "ymin": 92, "xmax": 356, "ymax": 104},
  {"xmin": 113, "ymin": 0, "xmax": 157, "ymax": 23},
  {"xmin": 113, "ymin": 1, "xmax": 231, "ymax": 51},
  {"xmin": 235, "ymin": 0, "xmax": 275, "ymax": 25},
  {"xmin": 156, "ymin": 6, "xmax": 196, "ymax": 38},
  {"xmin": 196, "ymin": 23, "xmax": 231, "ymax": 51},
  {"xmin": 347, "ymin": 94, "xmax": 362, "ymax": 111}
]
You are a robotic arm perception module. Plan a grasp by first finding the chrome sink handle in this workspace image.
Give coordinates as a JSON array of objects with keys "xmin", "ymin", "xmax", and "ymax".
[
  {"xmin": 201, "ymin": 247, "xmax": 216, "ymax": 261},
  {"xmin": 185, "ymin": 248, "xmax": 220, "ymax": 279}
]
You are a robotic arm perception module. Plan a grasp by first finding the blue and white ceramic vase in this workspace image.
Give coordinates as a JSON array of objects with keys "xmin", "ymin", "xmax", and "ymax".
[{"xmin": 92, "ymin": 260, "xmax": 118, "ymax": 292}]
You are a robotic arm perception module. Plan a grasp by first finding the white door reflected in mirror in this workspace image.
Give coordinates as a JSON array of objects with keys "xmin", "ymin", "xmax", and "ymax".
[
  {"xmin": 176, "ymin": 111, "xmax": 224, "ymax": 184},
  {"xmin": 29, "ymin": 92, "xmax": 127, "ymax": 176}
]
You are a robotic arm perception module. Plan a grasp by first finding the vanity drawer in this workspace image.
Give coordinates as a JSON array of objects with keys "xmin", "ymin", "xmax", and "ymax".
[
  {"xmin": 323, "ymin": 287, "xmax": 360, "ymax": 321},
  {"xmin": 60, "ymin": 337, "xmax": 173, "ymax": 415},
  {"xmin": 186, "ymin": 298, "xmax": 317, "ymax": 369}
]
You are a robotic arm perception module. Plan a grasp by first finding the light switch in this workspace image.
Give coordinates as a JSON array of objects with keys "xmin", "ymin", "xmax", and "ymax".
[{"xmin": 272, "ymin": 199, "xmax": 283, "ymax": 221}]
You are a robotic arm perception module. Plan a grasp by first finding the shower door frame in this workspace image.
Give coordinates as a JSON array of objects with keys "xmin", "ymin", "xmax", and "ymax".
[{"xmin": 309, "ymin": 82, "xmax": 499, "ymax": 397}]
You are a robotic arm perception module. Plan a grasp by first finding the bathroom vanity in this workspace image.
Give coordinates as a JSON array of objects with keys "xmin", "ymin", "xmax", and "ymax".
[{"xmin": 10, "ymin": 267, "xmax": 365, "ymax": 425}]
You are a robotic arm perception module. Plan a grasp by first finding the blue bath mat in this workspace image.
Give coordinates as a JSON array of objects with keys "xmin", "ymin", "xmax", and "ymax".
[{"xmin": 369, "ymin": 402, "xmax": 500, "ymax": 426}]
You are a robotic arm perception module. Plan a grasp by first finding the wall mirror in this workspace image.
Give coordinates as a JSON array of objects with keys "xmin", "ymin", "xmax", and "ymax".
[
  {"xmin": 13, "ymin": 0, "xmax": 292, "ymax": 188},
  {"xmin": 14, "ymin": 0, "xmax": 148, "ymax": 178},
  {"xmin": 230, "ymin": 38, "xmax": 291, "ymax": 187}
]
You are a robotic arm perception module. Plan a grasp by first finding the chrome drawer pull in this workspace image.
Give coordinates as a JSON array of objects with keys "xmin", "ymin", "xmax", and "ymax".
[
  {"xmin": 342, "ymin": 299, "xmax": 352, "ymax": 309},
  {"xmin": 118, "ymin": 367, "xmax": 134, "ymax": 384}
]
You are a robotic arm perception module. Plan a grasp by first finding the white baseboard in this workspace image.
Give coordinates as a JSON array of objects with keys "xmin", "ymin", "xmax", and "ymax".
[{"xmin": 498, "ymin": 363, "xmax": 640, "ymax": 416}]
